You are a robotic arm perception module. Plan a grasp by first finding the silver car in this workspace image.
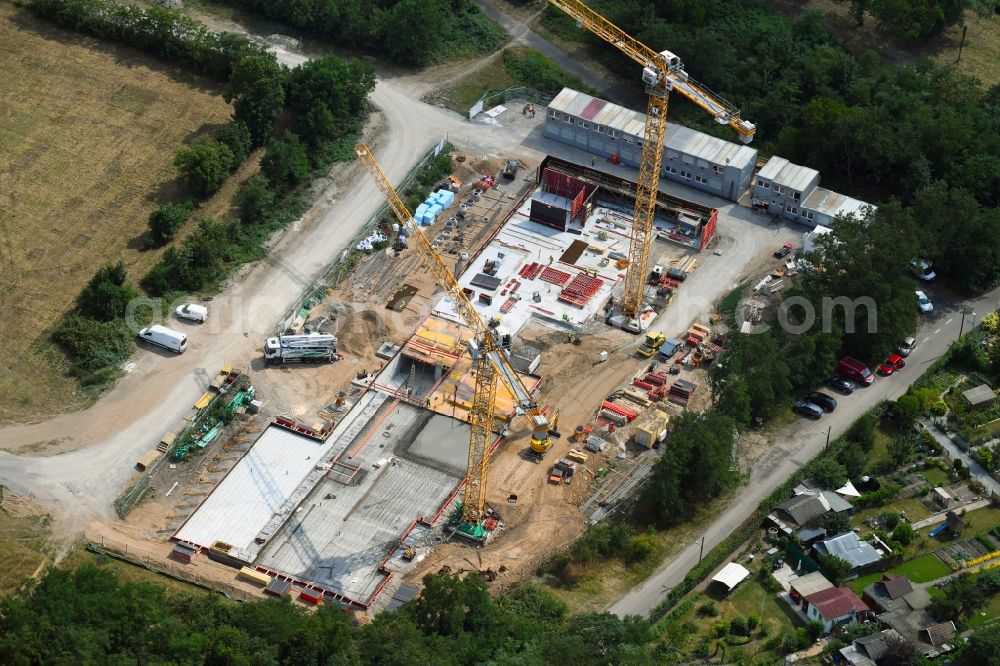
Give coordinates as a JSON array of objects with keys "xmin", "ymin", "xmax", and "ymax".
[{"xmin": 899, "ymin": 336, "xmax": 916, "ymax": 357}]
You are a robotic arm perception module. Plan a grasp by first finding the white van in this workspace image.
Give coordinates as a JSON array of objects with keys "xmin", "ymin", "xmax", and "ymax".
[
  {"xmin": 138, "ymin": 324, "xmax": 188, "ymax": 354},
  {"xmin": 175, "ymin": 303, "xmax": 208, "ymax": 323}
]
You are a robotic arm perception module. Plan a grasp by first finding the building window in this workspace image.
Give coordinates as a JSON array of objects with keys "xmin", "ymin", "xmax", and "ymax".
[
  {"xmin": 595, "ymin": 125, "xmax": 604, "ymax": 134},
  {"xmin": 548, "ymin": 109, "xmax": 556, "ymax": 118},
  {"xmin": 713, "ymin": 165, "xmax": 723, "ymax": 174},
  {"xmin": 563, "ymin": 114, "xmax": 572, "ymax": 124},
  {"xmin": 788, "ymin": 206, "xmax": 798, "ymax": 214},
  {"xmin": 794, "ymin": 191, "xmax": 800, "ymax": 200},
  {"xmin": 667, "ymin": 150, "xmax": 679, "ymax": 160},
  {"xmin": 577, "ymin": 119, "xmax": 588, "ymax": 128},
  {"xmin": 609, "ymin": 130, "xmax": 618, "ymax": 138},
  {"xmin": 695, "ymin": 175, "xmax": 707, "ymax": 184},
  {"xmin": 668, "ymin": 166, "xmax": 677, "ymax": 174},
  {"xmin": 758, "ymin": 179, "xmax": 769, "ymax": 189},
  {"xmin": 805, "ymin": 211, "xmax": 814, "ymax": 220},
  {"xmin": 774, "ymin": 185, "xmax": 784, "ymax": 195}
]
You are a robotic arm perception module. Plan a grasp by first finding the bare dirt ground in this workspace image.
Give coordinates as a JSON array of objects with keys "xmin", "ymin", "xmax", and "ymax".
[{"xmin": 0, "ymin": 3, "xmax": 233, "ymax": 423}]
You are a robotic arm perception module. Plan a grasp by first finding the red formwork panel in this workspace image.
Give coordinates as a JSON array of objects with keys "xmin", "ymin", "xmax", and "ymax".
[{"xmin": 540, "ymin": 267, "xmax": 572, "ymax": 286}]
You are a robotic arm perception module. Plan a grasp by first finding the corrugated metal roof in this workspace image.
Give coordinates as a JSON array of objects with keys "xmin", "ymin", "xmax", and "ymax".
[
  {"xmin": 758, "ymin": 156, "xmax": 819, "ymax": 192},
  {"xmin": 814, "ymin": 532, "xmax": 881, "ymax": 568},
  {"xmin": 549, "ymin": 87, "xmax": 755, "ymax": 168},
  {"xmin": 665, "ymin": 124, "xmax": 756, "ymax": 169},
  {"xmin": 803, "ymin": 186, "xmax": 869, "ymax": 219}
]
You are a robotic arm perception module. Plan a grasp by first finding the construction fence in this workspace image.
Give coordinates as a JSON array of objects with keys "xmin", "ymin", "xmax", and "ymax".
[
  {"xmin": 275, "ymin": 137, "xmax": 450, "ymax": 335},
  {"xmin": 87, "ymin": 540, "xmax": 256, "ymax": 603},
  {"xmin": 468, "ymin": 86, "xmax": 554, "ymax": 120}
]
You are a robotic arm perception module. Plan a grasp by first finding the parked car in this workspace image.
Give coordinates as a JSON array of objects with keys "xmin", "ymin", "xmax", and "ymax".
[
  {"xmin": 175, "ymin": 303, "xmax": 208, "ymax": 323},
  {"xmin": 878, "ymin": 353, "xmax": 906, "ymax": 376},
  {"xmin": 826, "ymin": 376, "xmax": 856, "ymax": 395},
  {"xmin": 774, "ymin": 242, "xmax": 793, "ymax": 259},
  {"xmin": 916, "ymin": 290, "xmax": 933, "ymax": 313},
  {"xmin": 837, "ymin": 356, "xmax": 874, "ymax": 385},
  {"xmin": 137, "ymin": 325, "xmax": 188, "ymax": 354},
  {"xmin": 898, "ymin": 336, "xmax": 917, "ymax": 357},
  {"xmin": 793, "ymin": 400, "xmax": 824, "ymax": 420},
  {"xmin": 806, "ymin": 392, "xmax": 838, "ymax": 412},
  {"xmin": 910, "ymin": 258, "xmax": 936, "ymax": 281}
]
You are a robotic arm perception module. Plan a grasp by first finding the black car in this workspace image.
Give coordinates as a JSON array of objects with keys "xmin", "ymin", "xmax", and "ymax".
[
  {"xmin": 793, "ymin": 401, "xmax": 824, "ymax": 420},
  {"xmin": 806, "ymin": 391, "xmax": 837, "ymax": 412},
  {"xmin": 826, "ymin": 376, "xmax": 856, "ymax": 395}
]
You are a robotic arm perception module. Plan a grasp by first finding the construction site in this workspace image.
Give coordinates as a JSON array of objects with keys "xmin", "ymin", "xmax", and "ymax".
[
  {"xmin": 142, "ymin": 140, "xmax": 750, "ymax": 611},
  {"xmin": 95, "ymin": 1, "xmax": 811, "ymax": 614}
]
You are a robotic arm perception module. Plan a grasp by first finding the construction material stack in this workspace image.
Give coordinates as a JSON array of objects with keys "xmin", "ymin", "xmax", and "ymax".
[{"xmin": 668, "ymin": 379, "xmax": 698, "ymax": 407}]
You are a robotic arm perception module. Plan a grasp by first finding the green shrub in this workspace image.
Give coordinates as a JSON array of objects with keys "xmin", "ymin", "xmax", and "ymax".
[
  {"xmin": 53, "ymin": 315, "xmax": 134, "ymax": 378},
  {"xmin": 857, "ymin": 484, "xmax": 902, "ymax": 508},
  {"xmin": 697, "ymin": 601, "xmax": 718, "ymax": 617},
  {"xmin": 729, "ymin": 617, "xmax": 749, "ymax": 637},
  {"xmin": 145, "ymin": 202, "xmax": 194, "ymax": 248},
  {"xmin": 174, "ymin": 137, "xmax": 235, "ymax": 197},
  {"xmin": 883, "ymin": 512, "xmax": 901, "ymax": 530},
  {"xmin": 261, "ymin": 133, "xmax": 310, "ymax": 193},
  {"xmin": 77, "ymin": 261, "xmax": 137, "ymax": 321}
]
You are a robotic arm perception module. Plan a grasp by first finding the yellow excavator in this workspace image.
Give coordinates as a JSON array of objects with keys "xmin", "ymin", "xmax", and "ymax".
[{"xmin": 354, "ymin": 146, "xmax": 558, "ymax": 534}]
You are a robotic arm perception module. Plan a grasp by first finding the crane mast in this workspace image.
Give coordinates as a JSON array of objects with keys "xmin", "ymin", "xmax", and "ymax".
[
  {"xmin": 354, "ymin": 145, "xmax": 550, "ymax": 527},
  {"xmin": 547, "ymin": 0, "xmax": 755, "ymax": 320}
]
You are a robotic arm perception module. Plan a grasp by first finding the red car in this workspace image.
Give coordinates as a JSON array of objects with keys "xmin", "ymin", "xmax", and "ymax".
[{"xmin": 878, "ymin": 353, "xmax": 906, "ymax": 376}]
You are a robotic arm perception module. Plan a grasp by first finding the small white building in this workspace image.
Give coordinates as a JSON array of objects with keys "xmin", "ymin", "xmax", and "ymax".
[{"xmin": 754, "ymin": 157, "xmax": 873, "ymax": 228}]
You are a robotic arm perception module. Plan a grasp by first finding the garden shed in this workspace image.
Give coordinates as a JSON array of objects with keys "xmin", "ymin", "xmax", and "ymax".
[{"xmin": 962, "ymin": 383, "xmax": 995, "ymax": 410}]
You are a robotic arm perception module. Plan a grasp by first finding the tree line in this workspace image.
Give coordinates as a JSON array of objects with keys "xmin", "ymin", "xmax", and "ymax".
[
  {"xmin": 213, "ymin": 0, "xmax": 507, "ymax": 67},
  {"xmin": 543, "ymin": 0, "xmax": 1000, "ymax": 293},
  {"xmin": 31, "ymin": 0, "xmax": 375, "ymax": 381},
  {"xmin": 0, "ymin": 564, "xmax": 673, "ymax": 665}
]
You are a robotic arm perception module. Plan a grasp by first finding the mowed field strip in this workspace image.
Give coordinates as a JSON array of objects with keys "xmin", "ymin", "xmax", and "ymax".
[{"xmin": 0, "ymin": 4, "xmax": 231, "ymax": 422}]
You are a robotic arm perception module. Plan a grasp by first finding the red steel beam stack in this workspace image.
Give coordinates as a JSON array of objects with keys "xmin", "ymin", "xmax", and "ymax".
[
  {"xmin": 540, "ymin": 267, "xmax": 572, "ymax": 286},
  {"xmin": 557, "ymin": 273, "xmax": 604, "ymax": 308},
  {"xmin": 644, "ymin": 372, "xmax": 668, "ymax": 386},
  {"xmin": 601, "ymin": 400, "xmax": 638, "ymax": 422},
  {"xmin": 519, "ymin": 262, "xmax": 544, "ymax": 280},
  {"xmin": 668, "ymin": 379, "xmax": 698, "ymax": 407}
]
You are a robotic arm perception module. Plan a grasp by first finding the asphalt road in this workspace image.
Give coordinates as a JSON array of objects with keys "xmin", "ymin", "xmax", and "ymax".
[
  {"xmin": 471, "ymin": 0, "xmax": 645, "ymax": 108},
  {"xmin": 610, "ymin": 284, "xmax": 1000, "ymax": 617}
]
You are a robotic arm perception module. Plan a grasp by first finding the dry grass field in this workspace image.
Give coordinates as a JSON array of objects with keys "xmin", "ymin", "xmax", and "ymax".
[
  {"xmin": 0, "ymin": 487, "xmax": 51, "ymax": 595},
  {"xmin": 0, "ymin": 3, "xmax": 232, "ymax": 422}
]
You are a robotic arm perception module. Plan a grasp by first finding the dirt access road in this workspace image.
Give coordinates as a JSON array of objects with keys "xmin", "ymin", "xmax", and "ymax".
[
  {"xmin": 0, "ymin": 28, "xmax": 546, "ymax": 543},
  {"xmin": 610, "ymin": 281, "xmax": 1000, "ymax": 617}
]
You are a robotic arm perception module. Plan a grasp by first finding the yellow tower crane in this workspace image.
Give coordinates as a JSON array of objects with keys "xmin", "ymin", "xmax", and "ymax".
[
  {"xmin": 354, "ymin": 145, "xmax": 556, "ymax": 536},
  {"xmin": 548, "ymin": 0, "xmax": 756, "ymax": 324}
]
